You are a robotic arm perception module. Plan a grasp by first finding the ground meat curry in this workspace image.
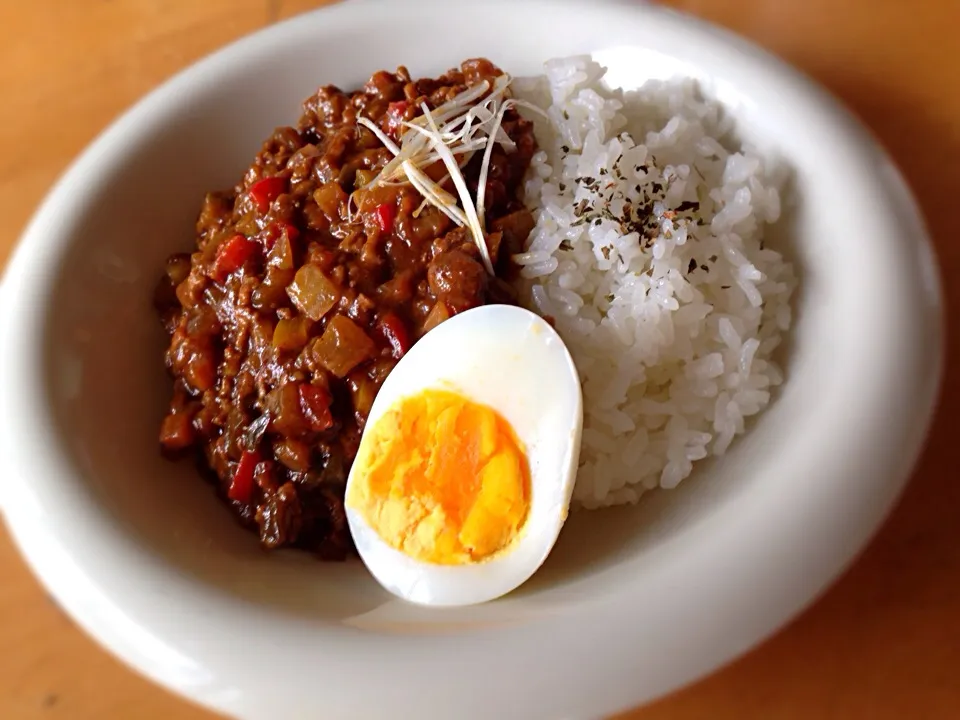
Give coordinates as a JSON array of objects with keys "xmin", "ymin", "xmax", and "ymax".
[{"xmin": 154, "ymin": 59, "xmax": 537, "ymax": 560}]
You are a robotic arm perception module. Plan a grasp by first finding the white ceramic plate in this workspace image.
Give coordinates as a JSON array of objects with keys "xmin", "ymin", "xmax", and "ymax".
[{"xmin": 0, "ymin": 1, "xmax": 942, "ymax": 719}]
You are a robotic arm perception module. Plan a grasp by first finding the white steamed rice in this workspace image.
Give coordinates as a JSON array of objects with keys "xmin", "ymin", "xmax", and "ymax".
[{"xmin": 513, "ymin": 57, "xmax": 797, "ymax": 509}]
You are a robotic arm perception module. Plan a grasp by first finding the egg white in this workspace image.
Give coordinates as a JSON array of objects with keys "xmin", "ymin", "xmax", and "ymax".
[{"xmin": 345, "ymin": 304, "xmax": 583, "ymax": 607}]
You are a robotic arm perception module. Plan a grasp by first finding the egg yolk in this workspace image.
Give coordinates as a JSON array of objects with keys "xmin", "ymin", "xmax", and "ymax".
[{"xmin": 346, "ymin": 388, "xmax": 531, "ymax": 565}]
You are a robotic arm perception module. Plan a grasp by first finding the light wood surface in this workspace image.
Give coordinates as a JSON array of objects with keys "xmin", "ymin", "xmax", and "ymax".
[{"xmin": 2, "ymin": 1, "xmax": 958, "ymax": 718}]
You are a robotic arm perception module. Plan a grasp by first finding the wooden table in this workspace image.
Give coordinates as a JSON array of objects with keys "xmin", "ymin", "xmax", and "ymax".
[{"xmin": 1, "ymin": 1, "xmax": 957, "ymax": 718}]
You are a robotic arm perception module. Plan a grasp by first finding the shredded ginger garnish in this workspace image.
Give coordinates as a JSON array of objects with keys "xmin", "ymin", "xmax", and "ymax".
[{"xmin": 355, "ymin": 74, "xmax": 544, "ymax": 276}]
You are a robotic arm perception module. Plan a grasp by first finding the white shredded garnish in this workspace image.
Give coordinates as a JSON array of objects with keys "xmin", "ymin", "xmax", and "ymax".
[
  {"xmin": 476, "ymin": 100, "xmax": 512, "ymax": 231},
  {"xmin": 356, "ymin": 116, "xmax": 400, "ymax": 156},
  {"xmin": 403, "ymin": 160, "xmax": 467, "ymax": 227},
  {"xmin": 356, "ymin": 72, "xmax": 527, "ymax": 275},
  {"xmin": 406, "ymin": 108, "xmax": 494, "ymax": 275},
  {"xmin": 413, "ymin": 151, "xmax": 476, "ymax": 218}
]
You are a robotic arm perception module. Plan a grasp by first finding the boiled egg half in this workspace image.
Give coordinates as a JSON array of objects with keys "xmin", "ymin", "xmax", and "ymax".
[{"xmin": 344, "ymin": 304, "xmax": 583, "ymax": 607}]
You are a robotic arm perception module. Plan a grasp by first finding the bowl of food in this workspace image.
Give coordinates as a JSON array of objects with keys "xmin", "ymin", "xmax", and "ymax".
[{"xmin": 0, "ymin": 0, "xmax": 942, "ymax": 718}]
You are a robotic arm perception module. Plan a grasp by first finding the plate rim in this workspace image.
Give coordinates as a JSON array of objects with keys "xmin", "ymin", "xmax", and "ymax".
[{"xmin": 0, "ymin": 1, "xmax": 944, "ymax": 718}]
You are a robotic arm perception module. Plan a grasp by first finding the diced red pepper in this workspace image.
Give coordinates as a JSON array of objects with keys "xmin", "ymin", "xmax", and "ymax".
[
  {"xmin": 262, "ymin": 221, "xmax": 300, "ymax": 249},
  {"xmin": 249, "ymin": 176, "xmax": 287, "ymax": 213},
  {"xmin": 377, "ymin": 311, "xmax": 411, "ymax": 359},
  {"xmin": 374, "ymin": 202, "xmax": 396, "ymax": 233},
  {"xmin": 228, "ymin": 450, "xmax": 260, "ymax": 503},
  {"xmin": 384, "ymin": 101, "xmax": 408, "ymax": 139},
  {"xmin": 298, "ymin": 384, "xmax": 334, "ymax": 432},
  {"xmin": 213, "ymin": 234, "xmax": 258, "ymax": 282},
  {"xmin": 278, "ymin": 221, "xmax": 300, "ymax": 241}
]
